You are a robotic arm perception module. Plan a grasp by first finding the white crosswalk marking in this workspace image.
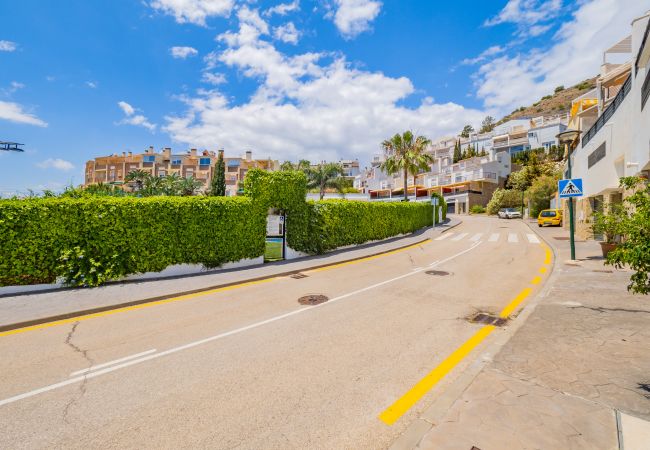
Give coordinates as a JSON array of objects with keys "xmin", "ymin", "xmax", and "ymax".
[
  {"xmin": 452, "ymin": 232, "xmax": 468, "ymax": 241},
  {"xmin": 435, "ymin": 232, "xmax": 454, "ymax": 241},
  {"xmin": 469, "ymin": 233, "xmax": 483, "ymax": 242},
  {"xmin": 526, "ymin": 233, "xmax": 540, "ymax": 244},
  {"xmin": 488, "ymin": 233, "xmax": 499, "ymax": 242},
  {"xmin": 508, "ymin": 233, "xmax": 518, "ymax": 243}
]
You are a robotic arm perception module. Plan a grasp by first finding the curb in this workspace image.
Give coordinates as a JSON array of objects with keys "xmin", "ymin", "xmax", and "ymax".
[{"xmin": 0, "ymin": 222, "xmax": 462, "ymax": 334}]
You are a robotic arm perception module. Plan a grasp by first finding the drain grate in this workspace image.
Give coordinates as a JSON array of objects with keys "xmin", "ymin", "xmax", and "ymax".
[
  {"xmin": 298, "ymin": 294, "xmax": 329, "ymax": 306},
  {"xmin": 468, "ymin": 312, "xmax": 508, "ymax": 327},
  {"xmin": 592, "ymin": 269, "xmax": 613, "ymax": 273},
  {"xmin": 291, "ymin": 273, "xmax": 309, "ymax": 279},
  {"xmin": 425, "ymin": 270, "xmax": 450, "ymax": 276}
]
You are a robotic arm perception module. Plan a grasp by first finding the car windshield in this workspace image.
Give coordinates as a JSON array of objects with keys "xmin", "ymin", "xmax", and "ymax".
[
  {"xmin": 505, "ymin": 208, "xmax": 518, "ymax": 212},
  {"xmin": 541, "ymin": 211, "xmax": 556, "ymax": 217}
]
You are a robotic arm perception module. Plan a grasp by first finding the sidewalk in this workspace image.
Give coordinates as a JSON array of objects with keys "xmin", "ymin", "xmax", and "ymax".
[
  {"xmin": 0, "ymin": 218, "xmax": 460, "ymax": 331},
  {"xmin": 395, "ymin": 220, "xmax": 650, "ymax": 450}
]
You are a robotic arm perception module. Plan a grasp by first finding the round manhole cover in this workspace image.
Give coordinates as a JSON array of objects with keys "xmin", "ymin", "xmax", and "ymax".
[
  {"xmin": 425, "ymin": 270, "xmax": 450, "ymax": 276},
  {"xmin": 298, "ymin": 294, "xmax": 329, "ymax": 306}
]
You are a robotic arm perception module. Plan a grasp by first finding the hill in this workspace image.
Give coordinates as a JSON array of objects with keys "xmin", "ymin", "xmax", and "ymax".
[{"xmin": 497, "ymin": 76, "xmax": 597, "ymax": 125}]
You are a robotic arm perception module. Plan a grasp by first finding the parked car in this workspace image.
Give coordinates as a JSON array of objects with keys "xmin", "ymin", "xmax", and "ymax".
[
  {"xmin": 498, "ymin": 208, "xmax": 522, "ymax": 219},
  {"xmin": 537, "ymin": 209, "xmax": 563, "ymax": 227}
]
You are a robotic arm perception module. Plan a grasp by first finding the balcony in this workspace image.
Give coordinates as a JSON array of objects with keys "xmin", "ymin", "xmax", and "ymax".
[
  {"xmin": 582, "ymin": 75, "xmax": 631, "ymax": 147},
  {"xmin": 642, "ymin": 67, "xmax": 650, "ymax": 110}
]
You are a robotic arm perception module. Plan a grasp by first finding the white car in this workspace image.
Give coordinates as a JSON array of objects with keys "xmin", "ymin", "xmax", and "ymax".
[{"xmin": 498, "ymin": 208, "xmax": 522, "ymax": 219}]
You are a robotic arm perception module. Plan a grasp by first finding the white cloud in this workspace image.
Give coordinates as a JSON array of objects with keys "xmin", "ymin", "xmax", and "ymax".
[
  {"xmin": 0, "ymin": 101, "xmax": 47, "ymax": 127},
  {"xmin": 461, "ymin": 45, "xmax": 506, "ymax": 65},
  {"xmin": 0, "ymin": 40, "xmax": 17, "ymax": 52},
  {"xmin": 150, "ymin": 0, "xmax": 234, "ymax": 25},
  {"xmin": 164, "ymin": 9, "xmax": 484, "ymax": 163},
  {"xmin": 85, "ymin": 81, "xmax": 98, "ymax": 88},
  {"xmin": 274, "ymin": 22, "xmax": 300, "ymax": 44},
  {"xmin": 202, "ymin": 72, "xmax": 227, "ymax": 84},
  {"xmin": 170, "ymin": 46, "xmax": 199, "ymax": 58},
  {"xmin": 264, "ymin": 1, "xmax": 300, "ymax": 17},
  {"xmin": 37, "ymin": 158, "xmax": 75, "ymax": 171},
  {"xmin": 485, "ymin": 0, "xmax": 562, "ymax": 28},
  {"xmin": 117, "ymin": 101, "xmax": 156, "ymax": 132},
  {"xmin": 2, "ymin": 81, "xmax": 25, "ymax": 96},
  {"xmin": 331, "ymin": 0, "xmax": 382, "ymax": 39},
  {"xmin": 474, "ymin": 0, "xmax": 648, "ymax": 114}
]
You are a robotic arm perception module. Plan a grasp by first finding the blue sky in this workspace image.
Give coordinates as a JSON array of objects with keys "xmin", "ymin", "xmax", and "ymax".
[{"xmin": 0, "ymin": 0, "xmax": 647, "ymax": 194}]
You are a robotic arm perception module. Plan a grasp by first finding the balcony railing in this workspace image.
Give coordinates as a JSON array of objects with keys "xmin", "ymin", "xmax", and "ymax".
[
  {"xmin": 642, "ymin": 67, "xmax": 650, "ymax": 110},
  {"xmin": 582, "ymin": 75, "xmax": 631, "ymax": 147}
]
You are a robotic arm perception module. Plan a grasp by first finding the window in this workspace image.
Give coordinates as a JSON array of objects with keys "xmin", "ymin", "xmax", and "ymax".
[
  {"xmin": 543, "ymin": 141, "xmax": 555, "ymax": 150},
  {"xmin": 159, "ymin": 170, "xmax": 166, "ymax": 177},
  {"xmin": 199, "ymin": 157, "xmax": 211, "ymax": 166},
  {"xmin": 171, "ymin": 159, "xmax": 182, "ymax": 165},
  {"xmin": 541, "ymin": 211, "xmax": 557, "ymax": 217},
  {"xmin": 227, "ymin": 160, "xmax": 240, "ymax": 167},
  {"xmin": 143, "ymin": 155, "xmax": 155, "ymax": 163},
  {"xmin": 588, "ymin": 143, "xmax": 606, "ymax": 168}
]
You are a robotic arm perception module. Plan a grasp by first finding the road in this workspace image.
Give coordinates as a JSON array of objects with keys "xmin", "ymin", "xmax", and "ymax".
[{"xmin": 0, "ymin": 216, "xmax": 549, "ymax": 449}]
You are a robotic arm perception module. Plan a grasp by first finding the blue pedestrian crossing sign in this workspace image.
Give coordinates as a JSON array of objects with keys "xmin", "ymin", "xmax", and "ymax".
[{"xmin": 558, "ymin": 178, "xmax": 583, "ymax": 198}]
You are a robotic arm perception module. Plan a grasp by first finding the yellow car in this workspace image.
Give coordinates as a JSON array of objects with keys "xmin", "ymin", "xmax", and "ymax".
[{"xmin": 538, "ymin": 209, "xmax": 562, "ymax": 227}]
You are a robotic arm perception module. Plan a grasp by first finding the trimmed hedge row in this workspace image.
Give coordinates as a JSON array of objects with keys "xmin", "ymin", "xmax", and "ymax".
[
  {"xmin": 301, "ymin": 200, "xmax": 434, "ymax": 253},
  {"xmin": 0, "ymin": 197, "xmax": 262, "ymax": 286}
]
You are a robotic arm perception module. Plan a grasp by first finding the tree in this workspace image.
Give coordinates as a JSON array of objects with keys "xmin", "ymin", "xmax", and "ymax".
[
  {"xmin": 605, "ymin": 176, "xmax": 650, "ymax": 294},
  {"xmin": 380, "ymin": 130, "xmax": 433, "ymax": 201},
  {"xmin": 307, "ymin": 162, "xmax": 344, "ymax": 200},
  {"xmin": 180, "ymin": 177, "xmax": 204, "ymax": 196},
  {"xmin": 209, "ymin": 151, "xmax": 226, "ymax": 196},
  {"xmin": 479, "ymin": 116, "xmax": 496, "ymax": 133},
  {"xmin": 486, "ymin": 188, "xmax": 525, "ymax": 215},
  {"xmin": 125, "ymin": 169, "xmax": 149, "ymax": 192},
  {"xmin": 527, "ymin": 175, "xmax": 559, "ymax": 217},
  {"xmin": 280, "ymin": 161, "xmax": 295, "ymax": 171},
  {"xmin": 161, "ymin": 173, "xmax": 183, "ymax": 196},
  {"xmin": 460, "ymin": 124, "xmax": 474, "ymax": 138},
  {"xmin": 453, "ymin": 139, "xmax": 462, "ymax": 163}
]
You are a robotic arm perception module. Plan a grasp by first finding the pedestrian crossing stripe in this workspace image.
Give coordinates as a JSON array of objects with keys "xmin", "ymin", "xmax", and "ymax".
[
  {"xmin": 558, "ymin": 178, "xmax": 583, "ymax": 198},
  {"xmin": 433, "ymin": 231, "xmax": 541, "ymax": 244}
]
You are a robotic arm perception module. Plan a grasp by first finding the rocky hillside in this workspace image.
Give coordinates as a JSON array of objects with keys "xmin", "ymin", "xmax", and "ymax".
[{"xmin": 497, "ymin": 76, "xmax": 597, "ymax": 124}]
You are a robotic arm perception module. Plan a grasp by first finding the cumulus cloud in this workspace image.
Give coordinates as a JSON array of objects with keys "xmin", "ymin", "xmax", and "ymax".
[
  {"xmin": 485, "ymin": 0, "xmax": 562, "ymax": 36},
  {"xmin": 170, "ymin": 46, "xmax": 199, "ymax": 58},
  {"xmin": 331, "ymin": 0, "xmax": 382, "ymax": 39},
  {"xmin": 117, "ymin": 101, "xmax": 156, "ymax": 132},
  {"xmin": 85, "ymin": 81, "xmax": 98, "ymax": 88},
  {"xmin": 0, "ymin": 40, "xmax": 17, "ymax": 52},
  {"xmin": 274, "ymin": 22, "xmax": 300, "ymax": 44},
  {"xmin": 461, "ymin": 45, "xmax": 506, "ymax": 65},
  {"xmin": 202, "ymin": 72, "xmax": 227, "ymax": 84},
  {"xmin": 474, "ymin": 0, "xmax": 648, "ymax": 114},
  {"xmin": 0, "ymin": 101, "xmax": 47, "ymax": 127},
  {"xmin": 264, "ymin": 0, "xmax": 300, "ymax": 17},
  {"xmin": 164, "ymin": 7, "xmax": 484, "ymax": 163},
  {"xmin": 149, "ymin": 0, "xmax": 234, "ymax": 25},
  {"xmin": 36, "ymin": 158, "xmax": 75, "ymax": 171}
]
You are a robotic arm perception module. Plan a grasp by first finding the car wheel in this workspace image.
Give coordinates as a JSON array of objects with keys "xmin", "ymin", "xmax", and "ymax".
[{"xmin": 538, "ymin": 224, "xmax": 542, "ymax": 227}]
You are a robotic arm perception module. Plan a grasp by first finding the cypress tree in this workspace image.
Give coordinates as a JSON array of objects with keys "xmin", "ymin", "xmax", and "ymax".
[
  {"xmin": 453, "ymin": 139, "xmax": 462, "ymax": 163},
  {"xmin": 210, "ymin": 151, "xmax": 226, "ymax": 196}
]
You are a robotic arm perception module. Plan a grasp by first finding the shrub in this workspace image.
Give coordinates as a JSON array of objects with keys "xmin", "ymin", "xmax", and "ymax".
[
  {"xmin": 0, "ymin": 197, "xmax": 262, "ymax": 286},
  {"xmin": 554, "ymin": 85, "xmax": 565, "ymax": 93},
  {"xmin": 470, "ymin": 205, "xmax": 486, "ymax": 214},
  {"xmin": 486, "ymin": 189, "xmax": 524, "ymax": 215},
  {"xmin": 302, "ymin": 200, "xmax": 433, "ymax": 253}
]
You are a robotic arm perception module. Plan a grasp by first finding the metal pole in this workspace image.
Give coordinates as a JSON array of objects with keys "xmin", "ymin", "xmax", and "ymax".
[{"xmin": 566, "ymin": 143, "xmax": 576, "ymax": 261}]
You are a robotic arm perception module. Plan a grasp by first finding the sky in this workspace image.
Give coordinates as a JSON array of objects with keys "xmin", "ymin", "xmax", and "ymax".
[{"xmin": 0, "ymin": 0, "xmax": 648, "ymax": 195}]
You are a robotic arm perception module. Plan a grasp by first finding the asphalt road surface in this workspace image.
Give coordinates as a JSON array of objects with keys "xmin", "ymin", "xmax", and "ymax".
[{"xmin": 0, "ymin": 216, "xmax": 548, "ymax": 449}]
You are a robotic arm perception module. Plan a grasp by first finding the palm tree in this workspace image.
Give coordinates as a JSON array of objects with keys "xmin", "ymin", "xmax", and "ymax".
[
  {"xmin": 380, "ymin": 131, "xmax": 433, "ymax": 201},
  {"xmin": 125, "ymin": 169, "xmax": 149, "ymax": 192},
  {"xmin": 161, "ymin": 173, "xmax": 182, "ymax": 196},
  {"xmin": 180, "ymin": 176, "xmax": 204, "ymax": 196},
  {"xmin": 307, "ymin": 162, "xmax": 344, "ymax": 200}
]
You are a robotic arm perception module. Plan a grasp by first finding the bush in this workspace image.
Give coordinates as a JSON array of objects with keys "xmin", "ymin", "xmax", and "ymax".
[
  {"xmin": 0, "ymin": 197, "xmax": 263, "ymax": 286},
  {"xmin": 527, "ymin": 175, "xmax": 559, "ymax": 217},
  {"xmin": 470, "ymin": 205, "xmax": 486, "ymax": 214},
  {"xmin": 486, "ymin": 189, "xmax": 524, "ymax": 215},
  {"xmin": 554, "ymin": 85, "xmax": 565, "ymax": 93},
  {"xmin": 302, "ymin": 200, "xmax": 433, "ymax": 253}
]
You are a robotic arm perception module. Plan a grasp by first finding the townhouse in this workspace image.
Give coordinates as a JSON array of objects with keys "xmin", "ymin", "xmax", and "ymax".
[
  {"xmin": 568, "ymin": 11, "xmax": 650, "ymax": 239},
  {"xmin": 84, "ymin": 147, "xmax": 279, "ymax": 196}
]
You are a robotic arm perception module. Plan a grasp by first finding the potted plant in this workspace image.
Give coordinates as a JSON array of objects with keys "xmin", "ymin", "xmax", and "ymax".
[{"xmin": 591, "ymin": 203, "xmax": 626, "ymax": 257}]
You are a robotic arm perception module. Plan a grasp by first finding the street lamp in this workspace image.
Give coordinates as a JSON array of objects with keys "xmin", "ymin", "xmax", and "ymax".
[{"xmin": 556, "ymin": 129, "xmax": 582, "ymax": 261}]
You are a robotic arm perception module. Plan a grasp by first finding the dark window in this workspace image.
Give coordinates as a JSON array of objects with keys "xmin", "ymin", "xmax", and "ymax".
[
  {"xmin": 143, "ymin": 155, "xmax": 155, "ymax": 163},
  {"xmin": 541, "ymin": 211, "xmax": 557, "ymax": 217},
  {"xmin": 199, "ymin": 157, "xmax": 211, "ymax": 166},
  {"xmin": 588, "ymin": 143, "xmax": 606, "ymax": 169}
]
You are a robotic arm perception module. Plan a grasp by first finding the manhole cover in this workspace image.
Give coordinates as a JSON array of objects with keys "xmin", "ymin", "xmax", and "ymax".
[
  {"xmin": 291, "ymin": 273, "xmax": 309, "ymax": 279},
  {"xmin": 425, "ymin": 270, "xmax": 450, "ymax": 276},
  {"xmin": 298, "ymin": 294, "xmax": 329, "ymax": 306},
  {"xmin": 468, "ymin": 312, "xmax": 508, "ymax": 327}
]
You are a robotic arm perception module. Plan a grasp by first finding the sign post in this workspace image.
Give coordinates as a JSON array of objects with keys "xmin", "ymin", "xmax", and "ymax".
[
  {"xmin": 558, "ymin": 178, "xmax": 583, "ymax": 261},
  {"xmin": 431, "ymin": 196, "xmax": 439, "ymax": 226}
]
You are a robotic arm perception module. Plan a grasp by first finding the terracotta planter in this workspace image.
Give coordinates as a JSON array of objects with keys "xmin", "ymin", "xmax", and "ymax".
[{"xmin": 599, "ymin": 242, "xmax": 617, "ymax": 258}]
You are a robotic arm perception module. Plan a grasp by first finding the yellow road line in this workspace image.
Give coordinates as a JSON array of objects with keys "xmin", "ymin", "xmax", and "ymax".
[
  {"xmin": 499, "ymin": 288, "xmax": 532, "ymax": 318},
  {"xmin": 378, "ymin": 325, "xmax": 496, "ymax": 426},
  {"xmin": 544, "ymin": 246, "xmax": 552, "ymax": 265},
  {"xmin": 531, "ymin": 276, "xmax": 542, "ymax": 285},
  {"xmin": 539, "ymin": 266, "xmax": 547, "ymax": 274},
  {"xmin": 0, "ymin": 239, "xmax": 431, "ymax": 339}
]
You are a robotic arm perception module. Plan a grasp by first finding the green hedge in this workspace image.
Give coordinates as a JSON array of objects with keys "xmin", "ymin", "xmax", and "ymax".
[
  {"xmin": 297, "ymin": 200, "xmax": 433, "ymax": 253},
  {"xmin": 0, "ymin": 197, "xmax": 262, "ymax": 286}
]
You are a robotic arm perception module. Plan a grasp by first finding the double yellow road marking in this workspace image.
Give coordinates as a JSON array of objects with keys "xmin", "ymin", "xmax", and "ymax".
[{"xmin": 379, "ymin": 242, "xmax": 553, "ymax": 426}]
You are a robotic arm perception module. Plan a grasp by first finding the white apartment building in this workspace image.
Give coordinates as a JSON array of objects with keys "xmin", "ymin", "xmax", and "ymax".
[{"xmin": 569, "ymin": 11, "xmax": 650, "ymax": 239}]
